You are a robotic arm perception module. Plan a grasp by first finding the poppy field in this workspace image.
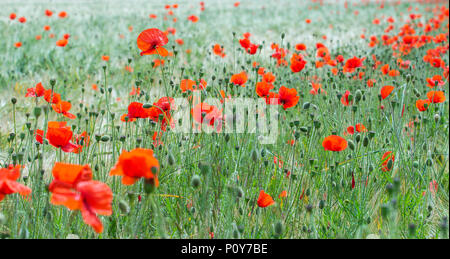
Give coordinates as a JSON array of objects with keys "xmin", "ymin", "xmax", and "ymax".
[{"xmin": 0, "ymin": 0, "xmax": 449, "ymax": 239}]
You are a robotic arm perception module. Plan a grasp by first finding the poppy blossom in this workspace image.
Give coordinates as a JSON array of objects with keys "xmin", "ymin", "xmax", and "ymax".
[
  {"xmin": 230, "ymin": 71, "xmax": 248, "ymax": 87},
  {"xmin": 213, "ymin": 44, "xmax": 226, "ymax": 57},
  {"xmin": 188, "ymin": 15, "xmax": 199, "ymax": 23},
  {"xmin": 56, "ymin": 39, "xmax": 68, "ymax": 47},
  {"xmin": 49, "ymin": 163, "xmax": 112, "ymax": 233},
  {"xmin": 101, "ymin": 55, "xmax": 109, "ymax": 61},
  {"xmin": 10, "ymin": 13, "xmax": 16, "ymax": 20},
  {"xmin": 52, "ymin": 101, "xmax": 76, "ymax": 119},
  {"xmin": 427, "ymin": 91, "xmax": 446, "ymax": 103},
  {"xmin": 256, "ymin": 81, "xmax": 274, "ymax": 98},
  {"xmin": 295, "ymin": 43, "xmax": 306, "ymax": 51},
  {"xmin": 426, "ymin": 75, "xmax": 445, "ymax": 88},
  {"xmin": 46, "ymin": 121, "xmax": 78, "ymax": 152},
  {"xmin": 25, "ymin": 82, "xmax": 45, "ymax": 97},
  {"xmin": 58, "ymin": 11, "xmax": 67, "ymax": 18},
  {"xmin": 14, "ymin": 42, "xmax": 22, "ymax": 48},
  {"xmin": 322, "ymin": 135, "xmax": 348, "ymax": 152},
  {"xmin": 18, "ymin": 17, "xmax": 26, "ymax": 23},
  {"xmin": 278, "ymin": 86, "xmax": 299, "ymax": 109},
  {"xmin": 110, "ymin": 148, "xmax": 160, "ymax": 186},
  {"xmin": 0, "ymin": 165, "xmax": 32, "ymax": 202},
  {"xmin": 73, "ymin": 131, "xmax": 90, "ymax": 154},
  {"xmin": 290, "ymin": 53, "xmax": 307, "ymax": 73},
  {"xmin": 343, "ymin": 56, "xmax": 365, "ymax": 73},
  {"xmin": 137, "ymin": 28, "xmax": 169, "ymax": 57},
  {"xmin": 44, "ymin": 89, "xmax": 61, "ymax": 104},
  {"xmin": 381, "ymin": 85, "xmax": 394, "ymax": 100},
  {"xmin": 416, "ymin": 99, "xmax": 431, "ymax": 112},
  {"xmin": 45, "ymin": 9, "xmax": 53, "ymax": 17},
  {"xmin": 381, "ymin": 151, "xmax": 395, "ymax": 172},
  {"xmin": 341, "ymin": 90, "xmax": 353, "ymax": 106},
  {"xmin": 192, "ymin": 103, "xmax": 223, "ymax": 131},
  {"xmin": 257, "ymin": 190, "xmax": 275, "ymax": 207}
]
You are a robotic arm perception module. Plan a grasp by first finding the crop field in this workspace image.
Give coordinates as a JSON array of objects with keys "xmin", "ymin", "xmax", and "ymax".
[{"xmin": 0, "ymin": 0, "xmax": 448, "ymax": 240}]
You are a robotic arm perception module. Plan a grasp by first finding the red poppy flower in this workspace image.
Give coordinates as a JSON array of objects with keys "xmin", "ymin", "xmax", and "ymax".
[
  {"xmin": 44, "ymin": 89, "xmax": 61, "ymax": 104},
  {"xmin": 10, "ymin": 13, "xmax": 16, "ymax": 20},
  {"xmin": 58, "ymin": 11, "xmax": 67, "ymax": 18},
  {"xmin": 110, "ymin": 148, "xmax": 160, "ymax": 186},
  {"xmin": 45, "ymin": 9, "xmax": 53, "ymax": 17},
  {"xmin": 257, "ymin": 190, "xmax": 275, "ymax": 208},
  {"xmin": 381, "ymin": 151, "xmax": 395, "ymax": 172},
  {"xmin": 341, "ymin": 90, "xmax": 353, "ymax": 106},
  {"xmin": 192, "ymin": 103, "xmax": 223, "ymax": 131},
  {"xmin": 18, "ymin": 17, "xmax": 26, "ymax": 23},
  {"xmin": 213, "ymin": 44, "xmax": 226, "ymax": 57},
  {"xmin": 56, "ymin": 39, "xmax": 68, "ymax": 47},
  {"xmin": 256, "ymin": 81, "xmax": 274, "ymax": 98},
  {"xmin": 137, "ymin": 28, "xmax": 169, "ymax": 57},
  {"xmin": 188, "ymin": 15, "xmax": 199, "ymax": 23},
  {"xmin": 416, "ymin": 99, "xmax": 431, "ymax": 112},
  {"xmin": 14, "ymin": 42, "xmax": 22, "ymax": 48},
  {"xmin": 0, "ymin": 165, "xmax": 31, "ymax": 202},
  {"xmin": 381, "ymin": 85, "xmax": 394, "ymax": 100},
  {"xmin": 278, "ymin": 86, "xmax": 299, "ymax": 109},
  {"xmin": 343, "ymin": 56, "xmax": 365, "ymax": 73},
  {"xmin": 52, "ymin": 101, "xmax": 76, "ymax": 119},
  {"xmin": 290, "ymin": 53, "xmax": 307, "ymax": 73},
  {"xmin": 427, "ymin": 91, "xmax": 446, "ymax": 103},
  {"xmin": 25, "ymin": 82, "xmax": 46, "ymax": 97},
  {"xmin": 49, "ymin": 163, "xmax": 112, "ymax": 234},
  {"xmin": 322, "ymin": 135, "xmax": 348, "ymax": 152},
  {"xmin": 46, "ymin": 121, "xmax": 78, "ymax": 152},
  {"xmin": 230, "ymin": 71, "xmax": 248, "ymax": 87}
]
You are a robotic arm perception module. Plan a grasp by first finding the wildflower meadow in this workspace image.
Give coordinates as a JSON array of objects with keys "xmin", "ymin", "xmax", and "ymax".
[{"xmin": 0, "ymin": 0, "xmax": 449, "ymax": 241}]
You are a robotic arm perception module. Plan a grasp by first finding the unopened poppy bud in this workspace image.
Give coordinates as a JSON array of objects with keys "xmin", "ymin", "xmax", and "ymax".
[
  {"xmin": 49, "ymin": 79, "xmax": 56, "ymax": 87},
  {"xmin": 426, "ymin": 157, "xmax": 433, "ymax": 167},
  {"xmin": 313, "ymin": 120, "xmax": 321, "ymax": 129},
  {"xmin": 413, "ymin": 161, "xmax": 419, "ymax": 168},
  {"xmin": 0, "ymin": 212, "xmax": 5, "ymax": 225},
  {"xmin": 167, "ymin": 153, "xmax": 175, "ymax": 165},
  {"xmin": 348, "ymin": 139, "xmax": 355, "ymax": 150},
  {"xmin": 299, "ymin": 126, "xmax": 308, "ymax": 133},
  {"xmin": 355, "ymin": 134, "xmax": 361, "ymax": 143},
  {"xmin": 303, "ymin": 102, "xmax": 310, "ymax": 109},
  {"xmin": 232, "ymin": 228, "xmax": 240, "ymax": 239},
  {"xmin": 119, "ymin": 199, "xmax": 130, "ymax": 214},
  {"xmin": 408, "ymin": 223, "xmax": 416, "ymax": 237},
  {"xmin": 225, "ymin": 134, "xmax": 230, "ymax": 142},
  {"xmin": 119, "ymin": 135, "xmax": 126, "ymax": 142},
  {"xmin": 198, "ymin": 161, "xmax": 211, "ymax": 175},
  {"xmin": 354, "ymin": 90, "xmax": 362, "ymax": 102},
  {"xmin": 144, "ymin": 179, "xmax": 156, "ymax": 194},
  {"xmin": 94, "ymin": 134, "xmax": 101, "ymax": 142},
  {"xmin": 434, "ymin": 114, "xmax": 440, "ymax": 123},
  {"xmin": 143, "ymin": 103, "xmax": 152, "ymax": 108},
  {"xmin": 251, "ymin": 149, "xmax": 259, "ymax": 162},
  {"xmin": 33, "ymin": 107, "xmax": 42, "ymax": 118},
  {"xmin": 319, "ymin": 200, "xmax": 325, "ymax": 210},
  {"xmin": 11, "ymin": 97, "xmax": 17, "ymax": 104},
  {"xmin": 368, "ymin": 131, "xmax": 375, "ymax": 139},
  {"xmin": 274, "ymin": 221, "xmax": 283, "ymax": 237},
  {"xmin": 381, "ymin": 204, "xmax": 390, "ymax": 218},
  {"xmin": 42, "ymin": 105, "xmax": 49, "ymax": 114},
  {"xmin": 294, "ymin": 131, "xmax": 301, "ymax": 140},
  {"xmin": 386, "ymin": 159, "xmax": 393, "ymax": 170},
  {"xmin": 386, "ymin": 183, "xmax": 394, "ymax": 195},
  {"xmin": 363, "ymin": 136, "xmax": 369, "ymax": 147}
]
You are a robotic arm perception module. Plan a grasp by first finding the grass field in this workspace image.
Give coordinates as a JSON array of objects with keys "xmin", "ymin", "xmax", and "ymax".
[{"xmin": 0, "ymin": 0, "xmax": 449, "ymax": 239}]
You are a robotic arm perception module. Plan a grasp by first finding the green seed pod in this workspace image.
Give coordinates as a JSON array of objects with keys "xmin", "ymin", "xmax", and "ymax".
[
  {"xmin": 362, "ymin": 136, "xmax": 369, "ymax": 147},
  {"xmin": 355, "ymin": 134, "xmax": 361, "ymax": 143},
  {"xmin": 33, "ymin": 107, "xmax": 42, "ymax": 118},
  {"xmin": 319, "ymin": 200, "xmax": 325, "ymax": 210},
  {"xmin": 274, "ymin": 221, "xmax": 283, "ymax": 237},
  {"xmin": 426, "ymin": 157, "xmax": 433, "ymax": 167},
  {"xmin": 191, "ymin": 175, "xmax": 201, "ymax": 188},
  {"xmin": 251, "ymin": 149, "xmax": 259, "ymax": 162},
  {"xmin": 381, "ymin": 204, "xmax": 390, "ymax": 219},
  {"xmin": 354, "ymin": 90, "xmax": 362, "ymax": 103},
  {"xmin": 168, "ymin": 153, "xmax": 175, "ymax": 165},
  {"xmin": 11, "ymin": 97, "xmax": 17, "ymax": 104},
  {"xmin": 143, "ymin": 103, "xmax": 152, "ymax": 109},
  {"xmin": 348, "ymin": 139, "xmax": 355, "ymax": 151},
  {"xmin": 100, "ymin": 135, "xmax": 110, "ymax": 142},
  {"xmin": 368, "ymin": 131, "xmax": 375, "ymax": 139},
  {"xmin": 413, "ymin": 161, "xmax": 419, "ymax": 168},
  {"xmin": 0, "ymin": 212, "xmax": 5, "ymax": 225},
  {"xmin": 119, "ymin": 199, "xmax": 130, "ymax": 214},
  {"xmin": 386, "ymin": 159, "xmax": 393, "ymax": 170},
  {"xmin": 303, "ymin": 102, "xmax": 310, "ymax": 109}
]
